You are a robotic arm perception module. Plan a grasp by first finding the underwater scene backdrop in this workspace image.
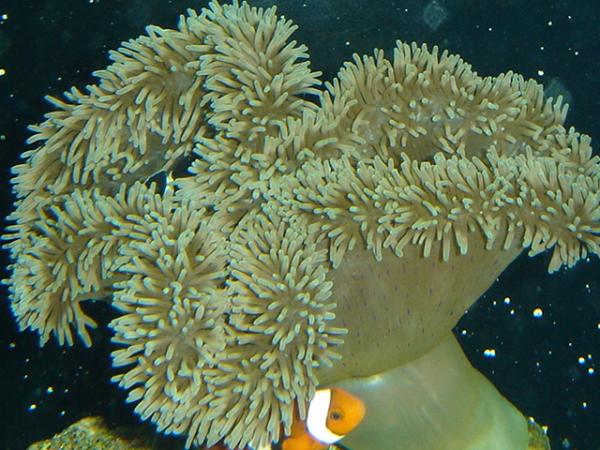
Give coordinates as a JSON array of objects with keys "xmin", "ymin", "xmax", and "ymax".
[{"xmin": 0, "ymin": 0, "xmax": 598, "ymax": 449}]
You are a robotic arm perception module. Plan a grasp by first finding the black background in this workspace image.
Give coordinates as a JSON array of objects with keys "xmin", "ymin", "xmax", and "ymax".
[{"xmin": 0, "ymin": 1, "xmax": 598, "ymax": 449}]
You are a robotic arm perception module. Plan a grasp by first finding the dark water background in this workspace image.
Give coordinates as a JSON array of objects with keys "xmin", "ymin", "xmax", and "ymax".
[{"xmin": 0, "ymin": 0, "xmax": 598, "ymax": 449}]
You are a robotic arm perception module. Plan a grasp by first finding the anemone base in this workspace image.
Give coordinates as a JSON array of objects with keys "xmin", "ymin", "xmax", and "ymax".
[{"xmin": 334, "ymin": 333, "xmax": 540, "ymax": 450}]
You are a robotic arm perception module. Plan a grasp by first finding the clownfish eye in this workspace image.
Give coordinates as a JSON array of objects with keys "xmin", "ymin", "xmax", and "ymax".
[{"xmin": 329, "ymin": 409, "xmax": 343, "ymax": 421}]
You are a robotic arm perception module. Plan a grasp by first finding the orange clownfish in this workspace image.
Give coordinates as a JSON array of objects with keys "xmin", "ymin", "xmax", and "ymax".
[
  {"xmin": 208, "ymin": 387, "xmax": 365, "ymax": 450},
  {"xmin": 282, "ymin": 387, "xmax": 365, "ymax": 450}
]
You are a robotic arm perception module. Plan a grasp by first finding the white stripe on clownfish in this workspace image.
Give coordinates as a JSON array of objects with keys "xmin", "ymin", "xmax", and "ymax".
[{"xmin": 306, "ymin": 389, "xmax": 344, "ymax": 444}]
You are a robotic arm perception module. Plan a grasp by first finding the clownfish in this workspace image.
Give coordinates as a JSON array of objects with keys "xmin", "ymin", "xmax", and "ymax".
[
  {"xmin": 282, "ymin": 387, "xmax": 365, "ymax": 450},
  {"xmin": 208, "ymin": 387, "xmax": 365, "ymax": 450}
]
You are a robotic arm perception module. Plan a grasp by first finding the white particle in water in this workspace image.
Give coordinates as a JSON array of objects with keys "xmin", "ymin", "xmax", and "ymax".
[
  {"xmin": 532, "ymin": 307, "xmax": 543, "ymax": 318},
  {"xmin": 483, "ymin": 349, "xmax": 496, "ymax": 358}
]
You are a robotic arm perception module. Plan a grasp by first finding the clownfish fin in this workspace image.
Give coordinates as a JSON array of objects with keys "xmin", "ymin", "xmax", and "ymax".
[{"xmin": 281, "ymin": 435, "xmax": 327, "ymax": 450}]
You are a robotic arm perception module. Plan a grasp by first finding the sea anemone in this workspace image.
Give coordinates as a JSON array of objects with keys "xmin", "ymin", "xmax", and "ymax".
[{"xmin": 4, "ymin": 1, "xmax": 598, "ymax": 449}]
